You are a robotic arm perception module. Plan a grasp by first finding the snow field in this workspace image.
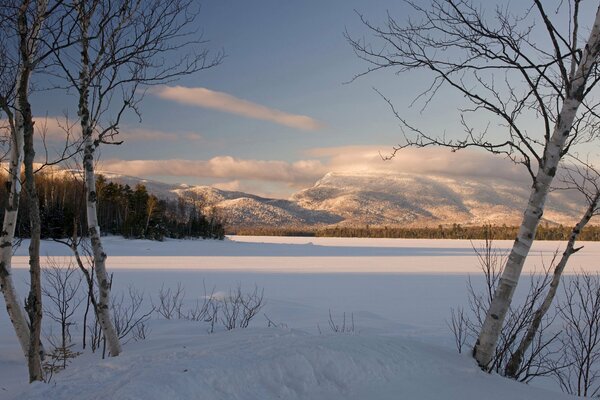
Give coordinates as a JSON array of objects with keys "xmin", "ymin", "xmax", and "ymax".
[
  {"xmin": 3, "ymin": 236, "xmax": 598, "ymax": 398},
  {"xmin": 18, "ymin": 327, "xmax": 573, "ymax": 400}
]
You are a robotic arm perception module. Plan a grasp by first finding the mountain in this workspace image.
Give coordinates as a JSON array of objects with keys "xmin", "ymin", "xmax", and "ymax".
[
  {"xmin": 101, "ymin": 172, "xmax": 343, "ymax": 228},
  {"xmin": 100, "ymin": 171, "xmax": 585, "ymax": 229},
  {"xmin": 173, "ymin": 186, "xmax": 343, "ymax": 227},
  {"xmin": 292, "ymin": 172, "xmax": 582, "ymax": 227}
]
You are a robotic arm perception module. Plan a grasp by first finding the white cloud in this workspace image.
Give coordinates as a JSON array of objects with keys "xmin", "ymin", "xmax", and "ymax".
[
  {"xmin": 306, "ymin": 146, "xmax": 526, "ymax": 182},
  {"xmin": 99, "ymin": 146, "xmax": 529, "ymax": 199},
  {"xmin": 100, "ymin": 156, "xmax": 326, "ymax": 186},
  {"xmin": 211, "ymin": 180, "xmax": 294, "ymax": 198},
  {"xmin": 152, "ymin": 86, "xmax": 324, "ymax": 131},
  {"xmin": 22, "ymin": 117, "xmax": 203, "ymax": 143}
]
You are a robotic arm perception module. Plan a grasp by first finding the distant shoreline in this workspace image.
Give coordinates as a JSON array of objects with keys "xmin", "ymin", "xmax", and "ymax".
[{"xmin": 231, "ymin": 224, "xmax": 600, "ymax": 241}]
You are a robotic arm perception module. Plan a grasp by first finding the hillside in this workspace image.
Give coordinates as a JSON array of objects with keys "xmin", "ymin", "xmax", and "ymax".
[
  {"xmin": 292, "ymin": 172, "xmax": 583, "ymax": 227},
  {"xmin": 100, "ymin": 171, "xmax": 584, "ymax": 229}
]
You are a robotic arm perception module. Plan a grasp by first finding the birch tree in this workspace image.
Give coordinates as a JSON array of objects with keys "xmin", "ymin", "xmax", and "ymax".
[
  {"xmin": 52, "ymin": 0, "xmax": 222, "ymax": 356},
  {"xmin": 0, "ymin": 11, "xmax": 31, "ymax": 361},
  {"xmin": 505, "ymin": 162, "xmax": 600, "ymax": 378},
  {"xmin": 0, "ymin": 0, "xmax": 57, "ymax": 382},
  {"xmin": 348, "ymin": 0, "xmax": 600, "ymax": 369}
]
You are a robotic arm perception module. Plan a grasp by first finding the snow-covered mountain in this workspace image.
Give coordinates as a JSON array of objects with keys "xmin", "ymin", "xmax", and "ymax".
[
  {"xmin": 101, "ymin": 172, "xmax": 343, "ymax": 228},
  {"xmin": 174, "ymin": 186, "xmax": 343, "ymax": 227},
  {"xmin": 101, "ymin": 171, "xmax": 585, "ymax": 229},
  {"xmin": 292, "ymin": 172, "xmax": 583, "ymax": 227}
]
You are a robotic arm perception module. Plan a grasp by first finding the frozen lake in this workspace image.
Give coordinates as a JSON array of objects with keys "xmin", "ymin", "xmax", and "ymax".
[
  {"xmin": 4, "ymin": 235, "xmax": 599, "ymax": 337},
  {"xmin": 10, "ymin": 235, "xmax": 600, "ymax": 273},
  {"xmin": 2, "ymin": 236, "xmax": 598, "ymax": 396}
]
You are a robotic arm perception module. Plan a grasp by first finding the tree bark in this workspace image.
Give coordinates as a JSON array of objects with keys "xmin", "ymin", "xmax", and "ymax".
[
  {"xmin": 12, "ymin": 0, "xmax": 49, "ymax": 382},
  {"xmin": 77, "ymin": 0, "xmax": 121, "ymax": 357},
  {"xmin": 0, "ymin": 0, "xmax": 49, "ymax": 367},
  {"xmin": 505, "ymin": 192, "xmax": 599, "ymax": 378},
  {"xmin": 473, "ymin": 8, "xmax": 600, "ymax": 369},
  {"xmin": 0, "ymin": 76, "xmax": 30, "ymax": 357},
  {"xmin": 19, "ymin": 47, "xmax": 44, "ymax": 387}
]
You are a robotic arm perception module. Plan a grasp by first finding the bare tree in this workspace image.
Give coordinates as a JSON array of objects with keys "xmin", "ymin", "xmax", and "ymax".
[
  {"xmin": 556, "ymin": 272, "xmax": 600, "ymax": 397},
  {"xmin": 110, "ymin": 286, "xmax": 153, "ymax": 344},
  {"xmin": 0, "ymin": 0, "xmax": 67, "ymax": 382},
  {"xmin": 506, "ymin": 162, "xmax": 600, "ymax": 377},
  {"xmin": 42, "ymin": 258, "xmax": 83, "ymax": 357},
  {"xmin": 348, "ymin": 0, "xmax": 600, "ymax": 369},
  {"xmin": 41, "ymin": 258, "xmax": 83, "ymax": 375},
  {"xmin": 449, "ymin": 228, "xmax": 562, "ymax": 382},
  {"xmin": 153, "ymin": 282, "xmax": 185, "ymax": 320},
  {"xmin": 220, "ymin": 285, "xmax": 265, "ymax": 331},
  {"xmin": 49, "ymin": 0, "xmax": 223, "ymax": 357},
  {"xmin": 53, "ymin": 217, "xmax": 101, "ymax": 350},
  {"xmin": 186, "ymin": 282, "xmax": 217, "ymax": 323},
  {"xmin": 152, "ymin": 281, "xmax": 224, "ymax": 332},
  {"xmin": 0, "ymin": 20, "xmax": 31, "ymax": 365},
  {"xmin": 1, "ymin": 1, "xmax": 80, "ymax": 381},
  {"xmin": 448, "ymin": 306, "xmax": 468, "ymax": 354}
]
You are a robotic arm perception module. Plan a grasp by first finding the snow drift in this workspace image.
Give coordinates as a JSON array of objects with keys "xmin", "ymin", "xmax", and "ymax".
[{"xmin": 13, "ymin": 325, "xmax": 572, "ymax": 400}]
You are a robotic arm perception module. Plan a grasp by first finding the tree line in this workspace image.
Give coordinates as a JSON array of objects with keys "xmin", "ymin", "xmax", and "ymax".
[
  {"xmin": 234, "ymin": 224, "xmax": 600, "ymax": 241},
  {"xmin": 0, "ymin": 172, "xmax": 225, "ymax": 241},
  {"xmin": 316, "ymin": 224, "xmax": 600, "ymax": 241}
]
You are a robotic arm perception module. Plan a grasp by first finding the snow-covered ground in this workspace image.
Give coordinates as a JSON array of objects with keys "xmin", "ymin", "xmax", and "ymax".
[
  {"xmin": 10, "ymin": 235, "xmax": 600, "ymax": 273},
  {"xmin": 2, "ymin": 236, "xmax": 597, "ymax": 399},
  {"xmin": 18, "ymin": 327, "xmax": 573, "ymax": 400}
]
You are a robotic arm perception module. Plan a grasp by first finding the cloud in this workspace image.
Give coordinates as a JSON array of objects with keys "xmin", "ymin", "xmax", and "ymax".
[
  {"xmin": 153, "ymin": 86, "xmax": 324, "ymax": 131},
  {"xmin": 99, "ymin": 156, "xmax": 326, "ymax": 186},
  {"xmin": 98, "ymin": 146, "xmax": 528, "ymax": 199},
  {"xmin": 22, "ymin": 117, "xmax": 203, "ymax": 143},
  {"xmin": 116, "ymin": 150, "xmax": 506, "ymax": 183},
  {"xmin": 210, "ymin": 180, "xmax": 292, "ymax": 198},
  {"xmin": 306, "ymin": 146, "xmax": 526, "ymax": 182},
  {"xmin": 118, "ymin": 128, "xmax": 203, "ymax": 142},
  {"xmin": 212, "ymin": 180, "xmax": 243, "ymax": 191},
  {"xmin": 32, "ymin": 117, "xmax": 77, "ymax": 142}
]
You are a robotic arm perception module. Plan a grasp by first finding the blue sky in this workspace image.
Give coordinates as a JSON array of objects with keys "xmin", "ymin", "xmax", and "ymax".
[{"xmin": 28, "ymin": 0, "xmax": 599, "ymax": 198}]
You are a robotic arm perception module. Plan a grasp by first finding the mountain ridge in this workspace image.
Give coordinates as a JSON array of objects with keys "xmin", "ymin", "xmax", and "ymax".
[{"xmin": 97, "ymin": 170, "xmax": 586, "ymax": 229}]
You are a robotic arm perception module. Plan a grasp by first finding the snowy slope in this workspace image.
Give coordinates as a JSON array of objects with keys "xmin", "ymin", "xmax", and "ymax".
[
  {"xmin": 99, "ymin": 170, "xmax": 584, "ymax": 228},
  {"xmin": 12, "ymin": 326, "xmax": 573, "ymax": 400},
  {"xmin": 103, "ymin": 173, "xmax": 343, "ymax": 228},
  {"xmin": 212, "ymin": 197, "xmax": 342, "ymax": 227},
  {"xmin": 293, "ymin": 172, "xmax": 582, "ymax": 227}
]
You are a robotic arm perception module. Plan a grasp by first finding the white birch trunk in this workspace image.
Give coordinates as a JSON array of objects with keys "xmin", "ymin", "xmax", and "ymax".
[
  {"xmin": 0, "ymin": 85, "xmax": 30, "ymax": 356},
  {"xmin": 83, "ymin": 138, "xmax": 122, "ymax": 356},
  {"xmin": 473, "ymin": 7, "xmax": 600, "ymax": 368},
  {"xmin": 0, "ymin": 0, "xmax": 48, "ymax": 357},
  {"xmin": 78, "ymin": 0, "xmax": 121, "ymax": 357},
  {"xmin": 505, "ymin": 192, "xmax": 598, "ymax": 377}
]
